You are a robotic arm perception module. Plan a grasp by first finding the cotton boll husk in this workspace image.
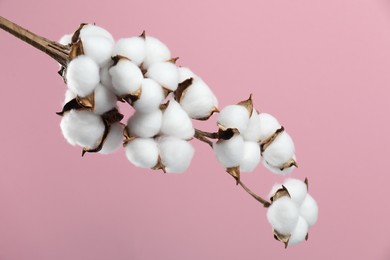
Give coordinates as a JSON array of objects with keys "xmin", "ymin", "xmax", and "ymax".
[
  {"xmin": 283, "ymin": 178, "xmax": 308, "ymax": 206},
  {"xmin": 262, "ymin": 131, "xmax": 295, "ymax": 167},
  {"xmin": 288, "ymin": 217, "xmax": 309, "ymax": 246},
  {"xmin": 125, "ymin": 138, "xmax": 159, "ymax": 168},
  {"xmin": 133, "ymin": 78, "xmax": 165, "ymax": 113},
  {"xmin": 79, "ymin": 24, "xmax": 114, "ymax": 43},
  {"xmin": 112, "ymin": 37, "xmax": 146, "ymax": 66},
  {"xmin": 243, "ymin": 110, "xmax": 262, "ymax": 142},
  {"xmin": 178, "ymin": 67, "xmax": 197, "ymax": 82},
  {"xmin": 299, "ymin": 194, "xmax": 318, "ymax": 227},
  {"xmin": 109, "ymin": 59, "xmax": 143, "ymax": 96},
  {"xmin": 145, "ymin": 62, "xmax": 179, "ymax": 91},
  {"xmin": 213, "ymin": 135, "xmax": 245, "ymax": 168},
  {"xmin": 160, "ymin": 100, "xmax": 194, "ymax": 140},
  {"xmin": 258, "ymin": 113, "xmax": 282, "ymax": 142},
  {"xmin": 93, "ymin": 83, "xmax": 117, "ymax": 115},
  {"xmin": 180, "ymin": 79, "xmax": 218, "ymax": 119},
  {"xmin": 239, "ymin": 141, "xmax": 261, "ymax": 172},
  {"xmin": 268, "ymin": 183, "xmax": 283, "ymax": 199},
  {"xmin": 263, "ymin": 159, "xmax": 296, "ymax": 175},
  {"xmin": 99, "ymin": 63, "xmax": 114, "ymax": 89},
  {"xmin": 82, "ymin": 36, "xmax": 114, "ymax": 67},
  {"xmin": 59, "ymin": 34, "xmax": 72, "ymax": 45},
  {"xmin": 267, "ymin": 196, "xmax": 299, "ymax": 236},
  {"xmin": 127, "ymin": 110, "xmax": 162, "ymax": 138},
  {"xmin": 60, "ymin": 110, "xmax": 105, "ymax": 148},
  {"xmin": 143, "ymin": 36, "xmax": 171, "ymax": 69},
  {"xmin": 66, "ymin": 55, "xmax": 100, "ymax": 97},
  {"xmin": 218, "ymin": 105, "xmax": 250, "ymax": 133},
  {"xmin": 99, "ymin": 123, "xmax": 124, "ymax": 154},
  {"xmin": 157, "ymin": 136, "xmax": 194, "ymax": 173}
]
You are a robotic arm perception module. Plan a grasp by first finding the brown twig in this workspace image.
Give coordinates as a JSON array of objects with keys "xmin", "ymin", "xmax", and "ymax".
[
  {"xmin": 237, "ymin": 179, "xmax": 271, "ymax": 207},
  {"xmin": 0, "ymin": 16, "xmax": 70, "ymax": 66}
]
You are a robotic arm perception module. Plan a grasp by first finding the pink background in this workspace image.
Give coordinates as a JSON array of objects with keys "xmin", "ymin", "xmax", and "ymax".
[{"xmin": 1, "ymin": 0, "xmax": 390, "ymax": 259}]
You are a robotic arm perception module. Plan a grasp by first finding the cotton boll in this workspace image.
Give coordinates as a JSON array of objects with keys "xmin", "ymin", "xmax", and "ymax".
[
  {"xmin": 93, "ymin": 83, "xmax": 117, "ymax": 115},
  {"xmin": 79, "ymin": 24, "xmax": 114, "ymax": 43},
  {"xmin": 133, "ymin": 78, "xmax": 165, "ymax": 113},
  {"xmin": 267, "ymin": 196, "xmax": 299, "ymax": 235},
  {"xmin": 218, "ymin": 105, "xmax": 250, "ymax": 133},
  {"xmin": 243, "ymin": 110, "xmax": 262, "ymax": 142},
  {"xmin": 239, "ymin": 141, "xmax": 261, "ymax": 172},
  {"xmin": 112, "ymin": 37, "xmax": 146, "ymax": 66},
  {"xmin": 145, "ymin": 61, "xmax": 179, "ymax": 91},
  {"xmin": 66, "ymin": 55, "xmax": 100, "ymax": 97},
  {"xmin": 59, "ymin": 34, "xmax": 72, "ymax": 45},
  {"xmin": 82, "ymin": 36, "xmax": 114, "ymax": 67},
  {"xmin": 288, "ymin": 217, "xmax": 309, "ymax": 246},
  {"xmin": 99, "ymin": 123, "xmax": 124, "ymax": 154},
  {"xmin": 125, "ymin": 138, "xmax": 159, "ymax": 168},
  {"xmin": 180, "ymin": 79, "xmax": 219, "ymax": 119},
  {"xmin": 127, "ymin": 110, "xmax": 162, "ymax": 138},
  {"xmin": 262, "ymin": 131, "xmax": 295, "ymax": 167},
  {"xmin": 178, "ymin": 67, "xmax": 197, "ymax": 82},
  {"xmin": 109, "ymin": 59, "xmax": 143, "ymax": 96},
  {"xmin": 157, "ymin": 136, "xmax": 194, "ymax": 173},
  {"xmin": 213, "ymin": 135, "xmax": 245, "ymax": 168},
  {"xmin": 60, "ymin": 110, "xmax": 105, "ymax": 148},
  {"xmin": 299, "ymin": 194, "xmax": 318, "ymax": 227},
  {"xmin": 258, "ymin": 113, "xmax": 282, "ymax": 142},
  {"xmin": 143, "ymin": 36, "xmax": 171, "ymax": 69},
  {"xmin": 283, "ymin": 178, "xmax": 308, "ymax": 206},
  {"xmin": 263, "ymin": 159, "xmax": 296, "ymax": 175},
  {"xmin": 160, "ymin": 100, "xmax": 194, "ymax": 140}
]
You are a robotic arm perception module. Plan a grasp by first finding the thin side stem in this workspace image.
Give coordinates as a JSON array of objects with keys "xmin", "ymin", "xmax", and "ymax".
[
  {"xmin": 194, "ymin": 128, "xmax": 219, "ymax": 148},
  {"xmin": 238, "ymin": 180, "xmax": 271, "ymax": 207},
  {"xmin": 0, "ymin": 16, "xmax": 70, "ymax": 66}
]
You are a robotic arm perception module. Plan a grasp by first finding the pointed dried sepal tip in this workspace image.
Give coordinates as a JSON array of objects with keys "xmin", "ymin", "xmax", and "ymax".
[
  {"xmin": 226, "ymin": 166, "xmax": 240, "ymax": 185},
  {"xmin": 69, "ymin": 40, "xmax": 85, "ymax": 60},
  {"xmin": 273, "ymin": 230, "xmax": 291, "ymax": 248},
  {"xmin": 260, "ymin": 126, "xmax": 284, "ymax": 153},
  {"xmin": 152, "ymin": 157, "xmax": 166, "ymax": 173},
  {"xmin": 270, "ymin": 186, "xmax": 291, "ymax": 202},
  {"xmin": 56, "ymin": 98, "xmax": 84, "ymax": 116},
  {"xmin": 82, "ymin": 123, "xmax": 110, "ymax": 156},
  {"xmin": 122, "ymin": 126, "xmax": 136, "ymax": 145},
  {"xmin": 123, "ymin": 87, "xmax": 142, "ymax": 104},
  {"xmin": 305, "ymin": 232, "xmax": 309, "ymax": 241},
  {"xmin": 139, "ymin": 30, "xmax": 146, "ymax": 39},
  {"xmin": 279, "ymin": 159, "xmax": 298, "ymax": 171},
  {"xmin": 237, "ymin": 94, "xmax": 253, "ymax": 117},
  {"xmin": 175, "ymin": 78, "xmax": 193, "ymax": 102},
  {"xmin": 195, "ymin": 106, "xmax": 219, "ymax": 121},
  {"xmin": 304, "ymin": 177, "xmax": 309, "ymax": 191},
  {"xmin": 76, "ymin": 93, "xmax": 95, "ymax": 110},
  {"xmin": 167, "ymin": 57, "xmax": 179, "ymax": 64},
  {"xmin": 71, "ymin": 23, "xmax": 88, "ymax": 43}
]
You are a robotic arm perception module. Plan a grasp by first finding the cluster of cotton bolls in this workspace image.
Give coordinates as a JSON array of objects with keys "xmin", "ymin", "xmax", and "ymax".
[
  {"xmin": 267, "ymin": 178, "xmax": 318, "ymax": 247},
  {"xmin": 57, "ymin": 23, "xmax": 218, "ymax": 172},
  {"xmin": 213, "ymin": 96, "xmax": 297, "ymax": 178}
]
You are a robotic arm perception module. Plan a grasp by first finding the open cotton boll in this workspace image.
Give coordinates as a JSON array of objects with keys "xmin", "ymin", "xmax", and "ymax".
[
  {"xmin": 239, "ymin": 141, "xmax": 261, "ymax": 172},
  {"xmin": 99, "ymin": 123, "xmax": 124, "ymax": 154},
  {"xmin": 59, "ymin": 34, "xmax": 72, "ymax": 45},
  {"xmin": 127, "ymin": 110, "xmax": 162, "ymax": 138},
  {"xmin": 79, "ymin": 24, "xmax": 114, "ymax": 43},
  {"xmin": 93, "ymin": 83, "xmax": 117, "ymax": 115},
  {"xmin": 60, "ymin": 110, "xmax": 105, "ymax": 148},
  {"xmin": 133, "ymin": 78, "xmax": 165, "ymax": 113},
  {"xmin": 112, "ymin": 37, "xmax": 146, "ymax": 66},
  {"xmin": 288, "ymin": 217, "xmax": 309, "ymax": 246},
  {"xmin": 218, "ymin": 105, "xmax": 250, "ymax": 133},
  {"xmin": 243, "ymin": 110, "xmax": 262, "ymax": 142},
  {"xmin": 143, "ymin": 36, "xmax": 171, "ymax": 69},
  {"xmin": 125, "ymin": 138, "xmax": 159, "ymax": 169},
  {"xmin": 109, "ymin": 59, "xmax": 143, "ymax": 96},
  {"xmin": 258, "ymin": 113, "xmax": 282, "ymax": 142},
  {"xmin": 160, "ymin": 100, "xmax": 194, "ymax": 140},
  {"xmin": 180, "ymin": 79, "xmax": 218, "ymax": 119},
  {"xmin": 178, "ymin": 67, "xmax": 197, "ymax": 82},
  {"xmin": 213, "ymin": 135, "xmax": 245, "ymax": 168},
  {"xmin": 267, "ymin": 196, "xmax": 299, "ymax": 235},
  {"xmin": 82, "ymin": 36, "xmax": 114, "ymax": 67},
  {"xmin": 263, "ymin": 158, "xmax": 296, "ymax": 175},
  {"xmin": 157, "ymin": 136, "xmax": 194, "ymax": 173},
  {"xmin": 283, "ymin": 178, "xmax": 308, "ymax": 206},
  {"xmin": 66, "ymin": 55, "xmax": 100, "ymax": 97},
  {"xmin": 145, "ymin": 61, "xmax": 179, "ymax": 91},
  {"xmin": 299, "ymin": 194, "xmax": 318, "ymax": 227},
  {"xmin": 262, "ymin": 131, "xmax": 295, "ymax": 167}
]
